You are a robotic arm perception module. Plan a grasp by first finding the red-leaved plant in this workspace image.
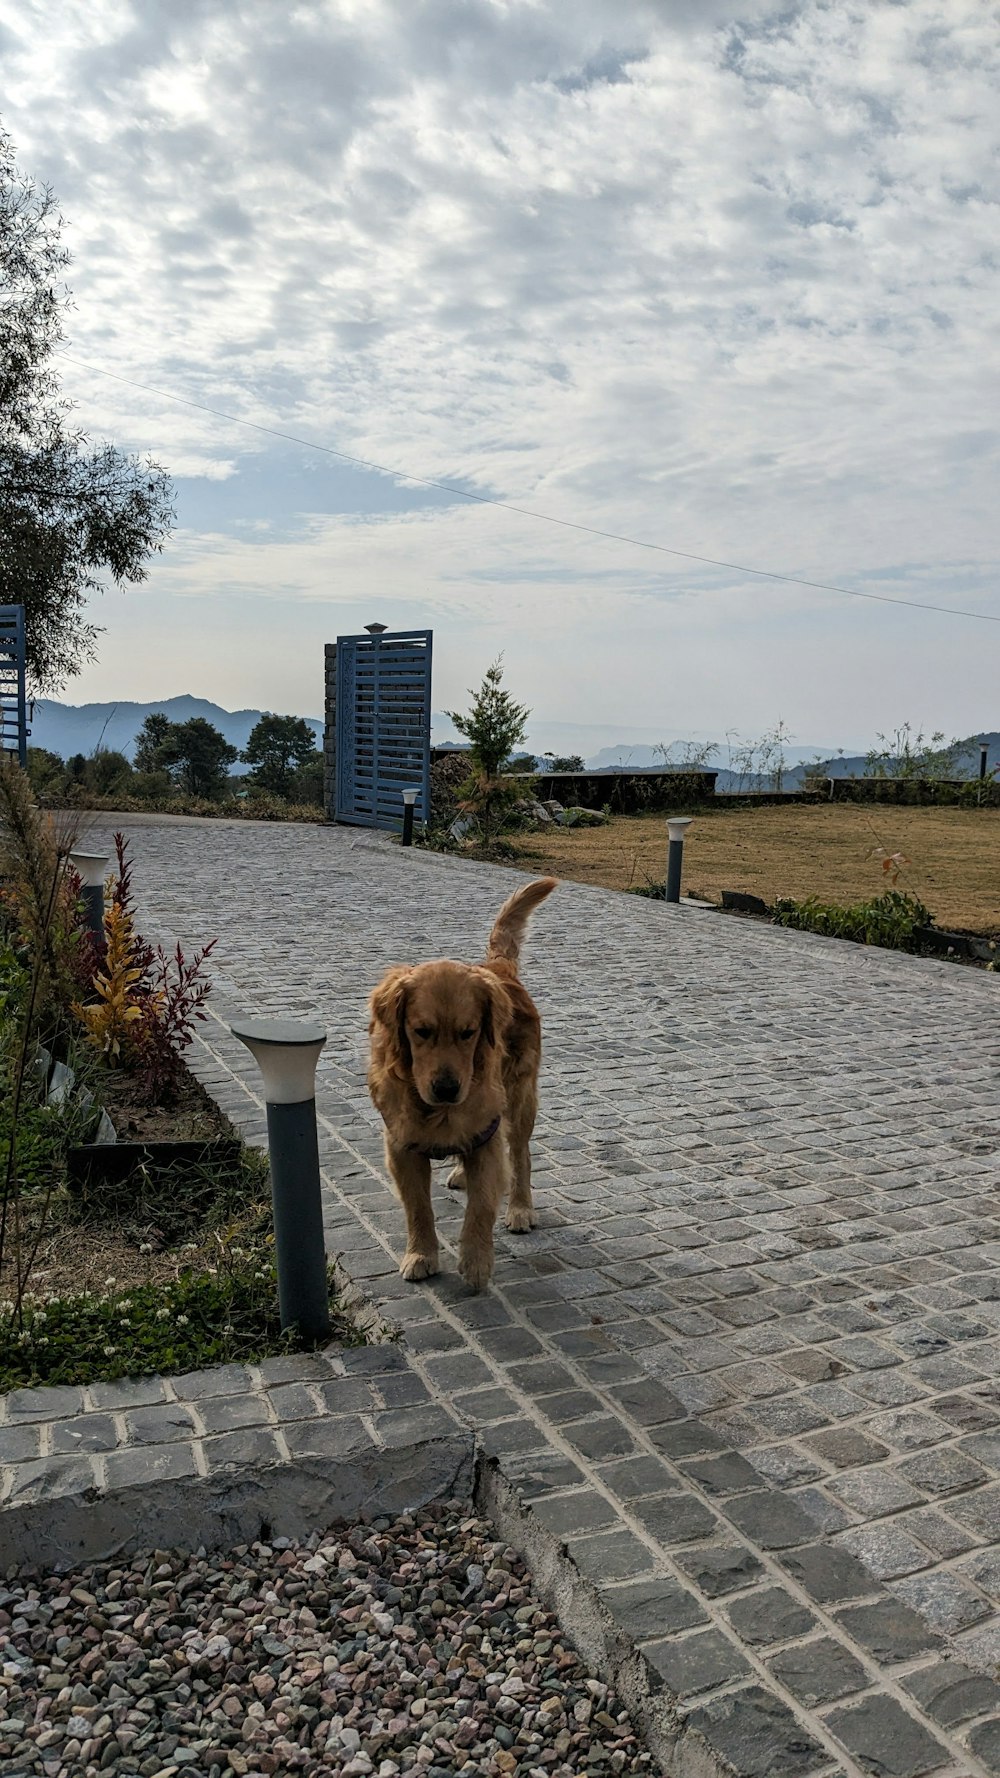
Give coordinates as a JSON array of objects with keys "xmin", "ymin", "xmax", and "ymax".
[
  {"xmin": 76, "ymin": 834, "xmax": 218, "ymax": 1105},
  {"xmin": 131, "ymin": 938, "xmax": 218, "ymax": 1102}
]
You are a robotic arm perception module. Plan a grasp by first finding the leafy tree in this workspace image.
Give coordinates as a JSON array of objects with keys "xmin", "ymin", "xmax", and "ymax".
[
  {"xmin": 133, "ymin": 712, "xmax": 174, "ymax": 773},
  {"xmin": 543, "ymin": 753, "xmax": 585, "ymax": 772},
  {"xmin": 24, "ymin": 745, "xmax": 65, "ymax": 796},
  {"xmin": 290, "ymin": 752, "xmax": 325, "ymax": 807},
  {"xmin": 446, "ymin": 657, "xmax": 530, "ymax": 779},
  {"xmin": 243, "ymin": 713, "xmax": 321, "ymax": 799},
  {"xmin": 88, "ymin": 749, "xmax": 133, "ymax": 796},
  {"xmin": 159, "ymin": 717, "xmax": 237, "ymax": 799},
  {"xmin": 0, "ymin": 124, "xmax": 174, "ymax": 692}
]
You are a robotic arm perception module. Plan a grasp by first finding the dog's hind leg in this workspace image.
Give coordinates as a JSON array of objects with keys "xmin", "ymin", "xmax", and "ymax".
[
  {"xmin": 385, "ymin": 1140, "xmax": 439, "ymax": 1280},
  {"xmin": 445, "ymin": 1163, "xmax": 467, "ymax": 1192},
  {"xmin": 505, "ymin": 1079, "xmax": 538, "ymax": 1232}
]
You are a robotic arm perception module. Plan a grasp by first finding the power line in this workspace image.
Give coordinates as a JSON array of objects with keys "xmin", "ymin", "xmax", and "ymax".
[{"xmin": 57, "ymin": 350, "xmax": 1000, "ymax": 627}]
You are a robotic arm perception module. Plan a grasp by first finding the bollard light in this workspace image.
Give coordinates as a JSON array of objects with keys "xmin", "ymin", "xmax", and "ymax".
[
  {"xmin": 401, "ymin": 785, "xmax": 421, "ymax": 847},
  {"xmin": 230, "ymin": 1017, "xmax": 331, "ymax": 1341},
  {"xmin": 70, "ymin": 850, "xmax": 110, "ymax": 941},
  {"xmin": 665, "ymin": 817, "xmax": 693, "ymax": 904}
]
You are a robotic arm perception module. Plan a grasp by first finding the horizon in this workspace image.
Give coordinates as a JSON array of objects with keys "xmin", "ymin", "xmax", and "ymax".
[
  {"xmin": 34, "ymin": 687, "xmax": 992, "ymax": 768},
  {"xmin": 4, "ymin": 2, "xmax": 998, "ymax": 737}
]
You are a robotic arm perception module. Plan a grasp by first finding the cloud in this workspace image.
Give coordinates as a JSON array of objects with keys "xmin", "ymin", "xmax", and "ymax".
[{"xmin": 1, "ymin": 0, "xmax": 997, "ymax": 737}]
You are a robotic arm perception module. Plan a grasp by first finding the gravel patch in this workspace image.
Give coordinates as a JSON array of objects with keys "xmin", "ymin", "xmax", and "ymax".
[{"xmin": 0, "ymin": 1501, "xmax": 657, "ymax": 1777}]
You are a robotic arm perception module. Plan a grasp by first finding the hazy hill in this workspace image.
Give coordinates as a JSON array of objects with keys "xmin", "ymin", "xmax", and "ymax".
[{"xmin": 29, "ymin": 696, "xmax": 324, "ymax": 766}]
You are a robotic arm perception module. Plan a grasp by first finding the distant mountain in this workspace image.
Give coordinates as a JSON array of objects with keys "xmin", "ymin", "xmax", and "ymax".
[{"xmin": 29, "ymin": 696, "xmax": 324, "ymax": 768}]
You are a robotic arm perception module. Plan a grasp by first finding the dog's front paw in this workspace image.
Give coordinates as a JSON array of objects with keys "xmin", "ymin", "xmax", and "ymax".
[
  {"xmin": 505, "ymin": 1202, "xmax": 537, "ymax": 1232},
  {"xmin": 445, "ymin": 1165, "xmax": 467, "ymax": 1192},
  {"xmin": 458, "ymin": 1244, "xmax": 494, "ymax": 1293},
  {"xmin": 400, "ymin": 1248, "xmax": 440, "ymax": 1281}
]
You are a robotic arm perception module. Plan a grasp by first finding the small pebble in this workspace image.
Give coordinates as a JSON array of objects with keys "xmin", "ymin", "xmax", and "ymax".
[{"xmin": 0, "ymin": 1503, "xmax": 654, "ymax": 1777}]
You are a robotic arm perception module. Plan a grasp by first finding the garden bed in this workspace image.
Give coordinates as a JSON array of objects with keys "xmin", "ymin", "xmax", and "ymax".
[
  {"xmin": 0, "ymin": 1064, "xmax": 362, "ymax": 1392},
  {"xmin": 0, "ymin": 781, "xmax": 363, "ymax": 1394}
]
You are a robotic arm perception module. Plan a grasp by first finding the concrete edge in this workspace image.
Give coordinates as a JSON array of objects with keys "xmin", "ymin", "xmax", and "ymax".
[
  {"xmin": 475, "ymin": 1454, "xmax": 780, "ymax": 1778},
  {"xmin": 0, "ymin": 1428, "xmax": 841, "ymax": 1778},
  {"xmin": 0, "ymin": 1433, "xmax": 474, "ymax": 1573}
]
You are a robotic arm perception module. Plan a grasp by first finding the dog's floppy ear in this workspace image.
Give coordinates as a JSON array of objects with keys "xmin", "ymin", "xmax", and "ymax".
[
  {"xmin": 369, "ymin": 967, "xmax": 413, "ymax": 1072},
  {"xmin": 474, "ymin": 969, "xmax": 512, "ymax": 1051}
]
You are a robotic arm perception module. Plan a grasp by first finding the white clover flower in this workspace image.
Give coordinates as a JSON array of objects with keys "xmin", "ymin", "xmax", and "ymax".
[
  {"xmin": 119, "ymin": 1319, "xmax": 132, "ymax": 1329},
  {"xmin": 16, "ymin": 1331, "xmax": 30, "ymax": 1346},
  {"xmin": 34, "ymin": 1310, "xmax": 47, "ymax": 1324},
  {"xmin": 176, "ymin": 1315, "xmax": 190, "ymax": 1327},
  {"xmin": 139, "ymin": 1244, "xmax": 153, "ymax": 1256},
  {"xmin": 103, "ymin": 1276, "xmax": 117, "ymax": 1290},
  {"xmin": 103, "ymin": 1345, "xmax": 117, "ymax": 1357},
  {"xmin": 155, "ymin": 1308, "xmax": 170, "ymax": 1322},
  {"xmin": 35, "ymin": 1336, "xmax": 49, "ymax": 1347}
]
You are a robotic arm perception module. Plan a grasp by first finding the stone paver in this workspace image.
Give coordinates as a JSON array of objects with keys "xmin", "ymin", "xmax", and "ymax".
[{"xmin": 4, "ymin": 814, "xmax": 1000, "ymax": 1777}]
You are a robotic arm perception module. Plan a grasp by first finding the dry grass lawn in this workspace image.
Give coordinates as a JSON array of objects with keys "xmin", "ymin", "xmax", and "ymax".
[{"xmin": 508, "ymin": 803, "xmax": 1000, "ymax": 936}]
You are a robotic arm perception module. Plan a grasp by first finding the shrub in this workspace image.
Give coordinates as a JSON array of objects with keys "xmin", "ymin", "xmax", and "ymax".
[
  {"xmin": 772, "ymin": 889, "xmax": 933, "ymax": 952},
  {"xmin": 73, "ymin": 833, "xmax": 217, "ymax": 1103}
]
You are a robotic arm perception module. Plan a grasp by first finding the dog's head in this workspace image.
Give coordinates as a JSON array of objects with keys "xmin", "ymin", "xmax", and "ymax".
[{"xmin": 369, "ymin": 960, "xmax": 511, "ymax": 1107}]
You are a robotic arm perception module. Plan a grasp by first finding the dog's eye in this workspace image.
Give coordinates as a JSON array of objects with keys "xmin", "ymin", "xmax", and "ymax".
[
  {"xmin": 458, "ymin": 1028, "xmax": 476, "ymax": 1042},
  {"xmin": 413, "ymin": 1025, "xmax": 434, "ymax": 1041}
]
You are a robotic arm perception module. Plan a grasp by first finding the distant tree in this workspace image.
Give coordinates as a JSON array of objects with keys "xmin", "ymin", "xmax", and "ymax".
[
  {"xmin": 508, "ymin": 752, "xmax": 539, "ymax": 773},
  {"xmin": 446, "ymin": 657, "xmax": 530, "ymax": 780},
  {"xmin": 24, "ymin": 745, "xmax": 65, "ymax": 795},
  {"xmin": 159, "ymin": 717, "xmax": 237, "ymax": 799},
  {"xmin": 88, "ymin": 748, "xmax": 132, "ymax": 796},
  {"xmin": 291, "ymin": 752, "xmax": 325, "ymax": 807},
  {"xmin": 0, "ymin": 124, "xmax": 174, "ymax": 692},
  {"xmin": 133, "ymin": 712, "xmax": 174, "ymax": 773},
  {"xmin": 243, "ymin": 713, "xmax": 321, "ymax": 799},
  {"xmin": 543, "ymin": 753, "xmax": 585, "ymax": 773}
]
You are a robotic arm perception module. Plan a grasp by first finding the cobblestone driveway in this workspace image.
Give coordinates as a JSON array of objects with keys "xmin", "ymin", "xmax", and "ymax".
[{"xmin": 63, "ymin": 819, "xmax": 1000, "ymax": 1770}]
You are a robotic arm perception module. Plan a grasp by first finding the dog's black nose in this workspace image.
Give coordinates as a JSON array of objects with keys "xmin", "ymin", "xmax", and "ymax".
[{"xmin": 432, "ymin": 1071, "xmax": 460, "ymax": 1103}]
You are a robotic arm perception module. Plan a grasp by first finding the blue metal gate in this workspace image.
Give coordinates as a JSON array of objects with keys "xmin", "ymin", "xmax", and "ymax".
[
  {"xmin": 335, "ymin": 628, "xmax": 432, "ymax": 829},
  {"xmin": 0, "ymin": 605, "xmax": 28, "ymax": 767}
]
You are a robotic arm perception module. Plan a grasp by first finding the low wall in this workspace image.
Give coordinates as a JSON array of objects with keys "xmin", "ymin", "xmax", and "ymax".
[
  {"xmin": 827, "ymin": 776, "xmax": 998, "ymax": 806},
  {"xmin": 533, "ymin": 769, "xmax": 718, "ymax": 813}
]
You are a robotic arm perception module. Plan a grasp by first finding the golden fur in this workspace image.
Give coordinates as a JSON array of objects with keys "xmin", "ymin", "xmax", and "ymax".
[{"xmin": 367, "ymin": 877, "xmax": 557, "ymax": 1291}]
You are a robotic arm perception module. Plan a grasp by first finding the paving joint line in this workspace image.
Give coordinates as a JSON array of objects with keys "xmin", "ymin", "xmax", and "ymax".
[{"xmin": 186, "ymin": 1011, "xmax": 994, "ymax": 1778}]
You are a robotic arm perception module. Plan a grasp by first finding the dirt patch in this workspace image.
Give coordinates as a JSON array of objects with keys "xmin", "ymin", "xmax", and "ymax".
[
  {"xmin": 96, "ymin": 1065, "xmax": 231, "ymax": 1142},
  {"xmin": 507, "ymin": 803, "xmax": 1000, "ymax": 936}
]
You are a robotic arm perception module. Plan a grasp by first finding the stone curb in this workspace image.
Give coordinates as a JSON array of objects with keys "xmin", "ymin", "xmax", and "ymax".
[{"xmin": 0, "ymin": 1435, "xmax": 475, "ymax": 1574}]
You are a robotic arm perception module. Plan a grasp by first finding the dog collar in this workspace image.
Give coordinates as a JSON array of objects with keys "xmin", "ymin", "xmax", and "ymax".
[{"xmin": 408, "ymin": 1114, "xmax": 502, "ymax": 1162}]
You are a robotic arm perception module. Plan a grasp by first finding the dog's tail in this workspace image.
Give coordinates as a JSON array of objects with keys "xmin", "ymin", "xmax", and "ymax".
[{"xmin": 486, "ymin": 877, "xmax": 558, "ymax": 968}]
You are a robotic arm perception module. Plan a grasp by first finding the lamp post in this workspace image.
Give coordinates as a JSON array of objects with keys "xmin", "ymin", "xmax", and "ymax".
[
  {"xmin": 230, "ymin": 1017, "xmax": 331, "ymax": 1341},
  {"xmin": 401, "ymin": 786, "xmax": 421, "ymax": 847},
  {"xmin": 665, "ymin": 817, "xmax": 693, "ymax": 903},
  {"xmin": 69, "ymin": 851, "xmax": 109, "ymax": 941}
]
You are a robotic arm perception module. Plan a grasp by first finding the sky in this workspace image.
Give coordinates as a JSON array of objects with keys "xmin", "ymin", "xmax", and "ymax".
[{"xmin": 2, "ymin": 0, "xmax": 999, "ymax": 753}]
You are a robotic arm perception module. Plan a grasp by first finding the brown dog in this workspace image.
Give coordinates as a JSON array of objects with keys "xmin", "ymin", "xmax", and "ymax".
[{"xmin": 367, "ymin": 877, "xmax": 557, "ymax": 1291}]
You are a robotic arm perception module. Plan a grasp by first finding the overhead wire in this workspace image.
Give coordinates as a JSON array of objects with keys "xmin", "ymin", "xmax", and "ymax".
[{"xmin": 55, "ymin": 350, "xmax": 1000, "ymax": 627}]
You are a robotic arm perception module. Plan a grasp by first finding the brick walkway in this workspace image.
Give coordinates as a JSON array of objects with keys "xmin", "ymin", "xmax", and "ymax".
[{"xmin": 7, "ymin": 814, "xmax": 1000, "ymax": 1776}]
